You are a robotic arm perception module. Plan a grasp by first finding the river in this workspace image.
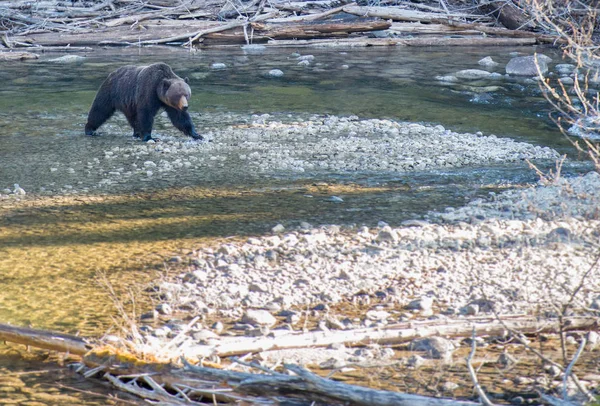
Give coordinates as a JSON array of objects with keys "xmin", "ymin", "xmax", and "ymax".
[{"xmin": 0, "ymin": 44, "xmax": 589, "ymax": 404}]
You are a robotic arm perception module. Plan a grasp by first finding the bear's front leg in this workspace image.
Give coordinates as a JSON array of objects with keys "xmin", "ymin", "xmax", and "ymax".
[{"xmin": 165, "ymin": 107, "xmax": 204, "ymax": 141}]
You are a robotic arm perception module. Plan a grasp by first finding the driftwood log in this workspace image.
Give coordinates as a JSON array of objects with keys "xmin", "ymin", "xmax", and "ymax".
[
  {"xmin": 267, "ymin": 36, "xmax": 538, "ymax": 47},
  {"xmin": 202, "ymin": 19, "xmax": 392, "ymax": 45},
  {"xmin": 178, "ymin": 315, "xmax": 599, "ymax": 358},
  {"xmin": 342, "ymin": 5, "xmax": 486, "ymax": 23},
  {"xmin": 1, "ymin": 0, "xmax": 562, "ymax": 49},
  {"xmin": 0, "ymin": 51, "xmax": 39, "ymax": 60},
  {"xmin": 0, "ymin": 322, "xmax": 89, "ymax": 354},
  {"xmin": 1, "ymin": 315, "xmax": 598, "ymax": 405}
]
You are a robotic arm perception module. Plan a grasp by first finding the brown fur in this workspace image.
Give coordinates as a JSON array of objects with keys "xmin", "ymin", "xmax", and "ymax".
[{"xmin": 85, "ymin": 62, "xmax": 202, "ymax": 142}]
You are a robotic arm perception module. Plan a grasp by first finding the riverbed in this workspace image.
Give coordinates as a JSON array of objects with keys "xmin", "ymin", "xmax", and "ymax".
[{"xmin": 0, "ymin": 44, "xmax": 592, "ymax": 403}]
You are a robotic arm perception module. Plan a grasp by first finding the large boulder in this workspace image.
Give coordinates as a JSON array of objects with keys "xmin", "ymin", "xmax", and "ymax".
[{"xmin": 506, "ymin": 55, "xmax": 549, "ymax": 76}]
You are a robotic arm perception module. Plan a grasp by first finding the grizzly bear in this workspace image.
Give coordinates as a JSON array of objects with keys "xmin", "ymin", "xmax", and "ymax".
[{"xmin": 85, "ymin": 62, "xmax": 203, "ymax": 142}]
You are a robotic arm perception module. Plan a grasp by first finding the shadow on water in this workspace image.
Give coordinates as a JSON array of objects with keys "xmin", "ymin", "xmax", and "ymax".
[{"xmin": 0, "ymin": 44, "xmax": 594, "ymax": 404}]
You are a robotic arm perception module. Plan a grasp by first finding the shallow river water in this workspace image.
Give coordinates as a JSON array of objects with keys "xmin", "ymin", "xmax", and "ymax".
[{"xmin": 0, "ymin": 44, "xmax": 591, "ymax": 403}]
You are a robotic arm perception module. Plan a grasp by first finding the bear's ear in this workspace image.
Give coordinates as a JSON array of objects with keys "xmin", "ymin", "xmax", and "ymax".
[
  {"xmin": 184, "ymin": 77, "xmax": 189, "ymax": 84},
  {"xmin": 160, "ymin": 79, "xmax": 171, "ymax": 94}
]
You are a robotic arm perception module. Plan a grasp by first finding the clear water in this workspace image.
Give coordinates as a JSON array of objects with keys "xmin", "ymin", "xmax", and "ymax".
[{"xmin": 0, "ymin": 45, "xmax": 591, "ymax": 403}]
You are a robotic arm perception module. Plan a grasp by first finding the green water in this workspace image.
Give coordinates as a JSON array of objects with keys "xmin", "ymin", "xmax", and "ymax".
[{"xmin": 0, "ymin": 45, "xmax": 591, "ymax": 404}]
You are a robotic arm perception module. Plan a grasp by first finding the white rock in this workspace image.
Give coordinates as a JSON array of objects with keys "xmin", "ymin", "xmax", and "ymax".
[
  {"xmin": 49, "ymin": 55, "xmax": 86, "ymax": 64},
  {"xmin": 243, "ymin": 309, "xmax": 277, "ymax": 327},
  {"xmin": 272, "ymin": 224, "xmax": 285, "ymax": 233},
  {"xmin": 211, "ymin": 63, "xmax": 227, "ymax": 70},
  {"xmin": 478, "ymin": 56, "xmax": 499, "ymax": 67},
  {"xmin": 12, "ymin": 184, "xmax": 25, "ymax": 195},
  {"xmin": 267, "ymin": 69, "xmax": 284, "ymax": 78}
]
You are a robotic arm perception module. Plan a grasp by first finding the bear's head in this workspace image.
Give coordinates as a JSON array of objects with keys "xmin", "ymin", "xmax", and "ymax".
[{"xmin": 159, "ymin": 78, "xmax": 192, "ymax": 111}]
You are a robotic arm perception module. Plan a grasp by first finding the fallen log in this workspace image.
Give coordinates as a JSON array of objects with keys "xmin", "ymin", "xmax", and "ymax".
[
  {"xmin": 0, "ymin": 51, "xmax": 39, "ymax": 60},
  {"xmin": 436, "ymin": 19, "xmax": 561, "ymax": 43},
  {"xmin": 267, "ymin": 37, "xmax": 404, "ymax": 47},
  {"xmin": 180, "ymin": 360, "xmax": 482, "ymax": 405},
  {"xmin": 388, "ymin": 22, "xmax": 482, "ymax": 36},
  {"xmin": 202, "ymin": 19, "xmax": 391, "ymax": 44},
  {"xmin": 342, "ymin": 5, "xmax": 482, "ymax": 23},
  {"xmin": 401, "ymin": 36, "xmax": 537, "ymax": 46},
  {"xmin": 179, "ymin": 315, "xmax": 599, "ymax": 358},
  {"xmin": 266, "ymin": 3, "xmax": 354, "ymax": 23},
  {"xmin": 266, "ymin": 35, "xmax": 537, "ymax": 47},
  {"xmin": 273, "ymin": 0, "xmax": 347, "ymax": 13},
  {"xmin": 0, "ymin": 323, "xmax": 89, "ymax": 354},
  {"xmin": 479, "ymin": 0, "xmax": 534, "ymax": 30}
]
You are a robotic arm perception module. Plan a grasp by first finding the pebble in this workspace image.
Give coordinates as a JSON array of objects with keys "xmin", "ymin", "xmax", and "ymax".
[
  {"xmin": 407, "ymin": 354, "xmax": 425, "ymax": 368},
  {"xmin": 49, "ymin": 55, "xmax": 86, "ymax": 64},
  {"xmin": 212, "ymin": 321, "xmax": 224, "ymax": 334},
  {"xmin": 409, "ymin": 337, "xmax": 454, "ymax": 360},
  {"xmin": 156, "ymin": 303, "xmax": 173, "ymax": 315},
  {"xmin": 267, "ymin": 69, "xmax": 284, "ymax": 78},
  {"xmin": 478, "ymin": 56, "xmax": 499, "ymax": 67},
  {"xmin": 406, "ymin": 297, "xmax": 433, "ymax": 311},
  {"xmin": 272, "ymin": 224, "xmax": 285, "ymax": 233},
  {"xmin": 242, "ymin": 309, "xmax": 277, "ymax": 327},
  {"xmin": 211, "ymin": 63, "xmax": 227, "ymax": 70},
  {"xmin": 441, "ymin": 381, "xmax": 459, "ymax": 391}
]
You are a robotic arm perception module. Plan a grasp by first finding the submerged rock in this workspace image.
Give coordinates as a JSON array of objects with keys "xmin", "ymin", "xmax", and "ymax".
[
  {"xmin": 506, "ymin": 55, "xmax": 548, "ymax": 76},
  {"xmin": 48, "ymin": 55, "xmax": 86, "ymax": 64},
  {"xmin": 211, "ymin": 63, "xmax": 227, "ymax": 70},
  {"xmin": 454, "ymin": 69, "xmax": 493, "ymax": 80}
]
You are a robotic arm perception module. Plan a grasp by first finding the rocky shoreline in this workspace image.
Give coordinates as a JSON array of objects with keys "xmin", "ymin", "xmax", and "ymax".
[
  {"xmin": 124, "ymin": 169, "xmax": 600, "ymax": 404},
  {"xmin": 151, "ymin": 171, "xmax": 600, "ymax": 323}
]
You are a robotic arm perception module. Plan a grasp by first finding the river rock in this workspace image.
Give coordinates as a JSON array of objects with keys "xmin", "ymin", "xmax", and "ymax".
[
  {"xmin": 156, "ymin": 303, "xmax": 173, "ymax": 315},
  {"xmin": 242, "ymin": 309, "xmax": 277, "ymax": 327},
  {"xmin": 409, "ymin": 337, "xmax": 454, "ymax": 360},
  {"xmin": 441, "ymin": 381, "xmax": 459, "ymax": 392},
  {"xmin": 211, "ymin": 63, "xmax": 227, "ymax": 70},
  {"xmin": 506, "ymin": 55, "xmax": 548, "ymax": 76},
  {"xmin": 267, "ymin": 69, "xmax": 284, "ymax": 78},
  {"xmin": 559, "ymin": 76, "xmax": 574, "ymax": 85},
  {"xmin": 454, "ymin": 69, "xmax": 493, "ymax": 80},
  {"xmin": 407, "ymin": 354, "xmax": 425, "ymax": 368},
  {"xmin": 272, "ymin": 223, "xmax": 285, "ymax": 233},
  {"xmin": 12, "ymin": 184, "xmax": 25, "ymax": 195},
  {"xmin": 376, "ymin": 226, "xmax": 398, "ymax": 243},
  {"xmin": 406, "ymin": 296, "xmax": 433, "ymax": 311},
  {"xmin": 49, "ymin": 55, "xmax": 86, "ymax": 64},
  {"xmin": 241, "ymin": 44, "xmax": 266, "ymax": 54},
  {"xmin": 436, "ymin": 75, "xmax": 458, "ymax": 83},
  {"xmin": 478, "ymin": 56, "xmax": 499, "ymax": 67},
  {"xmin": 555, "ymin": 63, "xmax": 576, "ymax": 75}
]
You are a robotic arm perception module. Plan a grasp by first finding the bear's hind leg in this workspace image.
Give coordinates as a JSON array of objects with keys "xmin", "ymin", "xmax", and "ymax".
[
  {"xmin": 124, "ymin": 110, "xmax": 141, "ymax": 138},
  {"xmin": 85, "ymin": 95, "xmax": 115, "ymax": 136},
  {"xmin": 136, "ymin": 106, "xmax": 159, "ymax": 142}
]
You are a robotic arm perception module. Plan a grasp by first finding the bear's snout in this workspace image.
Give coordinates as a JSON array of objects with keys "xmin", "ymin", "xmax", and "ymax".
[{"xmin": 178, "ymin": 96, "xmax": 189, "ymax": 111}]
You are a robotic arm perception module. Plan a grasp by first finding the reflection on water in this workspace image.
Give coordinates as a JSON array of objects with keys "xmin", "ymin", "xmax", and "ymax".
[{"xmin": 0, "ymin": 45, "xmax": 590, "ymax": 404}]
